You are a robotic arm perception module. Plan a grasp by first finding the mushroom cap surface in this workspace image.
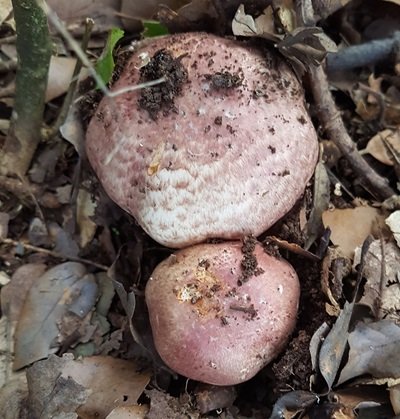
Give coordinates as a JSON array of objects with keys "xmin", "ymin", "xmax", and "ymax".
[
  {"xmin": 86, "ymin": 32, "xmax": 318, "ymax": 248},
  {"xmin": 145, "ymin": 241, "xmax": 300, "ymax": 385}
]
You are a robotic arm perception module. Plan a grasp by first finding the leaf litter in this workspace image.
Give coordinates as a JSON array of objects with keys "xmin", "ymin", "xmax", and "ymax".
[{"xmin": 1, "ymin": 0, "xmax": 400, "ymax": 417}]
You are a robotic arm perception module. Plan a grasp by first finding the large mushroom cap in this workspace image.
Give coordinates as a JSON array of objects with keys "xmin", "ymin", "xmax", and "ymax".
[
  {"xmin": 86, "ymin": 32, "xmax": 318, "ymax": 248},
  {"xmin": 145, "ymin": 241, "xmax": 300, "ymax": 385}
]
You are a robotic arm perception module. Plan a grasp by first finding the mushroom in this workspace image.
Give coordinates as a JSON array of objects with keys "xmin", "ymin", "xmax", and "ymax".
[
  {"xmin": 145, "ymin": 240, "xmax": 300, "ymax": 385},
  {"xmin": 86, "ymin": 32, "xmax": 318, "ymax": 385},
  {"xmin": 86, "ymin": 32, "xmax": 319, "ymax": 249}
]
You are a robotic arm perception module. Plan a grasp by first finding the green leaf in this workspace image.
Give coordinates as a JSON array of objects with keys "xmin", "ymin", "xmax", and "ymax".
[
  {"xmin": 142, "ymin": 20, "xmax": 169, "ymax": 38},
  {"xmin": 95, "ymin": 27, "xmax": 124, "ymax": 87}
]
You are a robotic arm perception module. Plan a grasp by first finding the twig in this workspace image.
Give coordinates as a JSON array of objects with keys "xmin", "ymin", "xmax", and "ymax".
[
  {"xmin": 0, "ymin": 174, "xmax": 61, "ymax": 209},
  {"xmin": 309, "ymin": 65, "xmax": 396, "ymax": 200},
  {"xmin": 326, "ymin": 32, "xmax": 400, "ymax": 74},
  {"xmin": 0, "ymin": 237, "xmax": 109, "ymax": 271},
  {"xmin": 45, "ymin": 18, "xmax": 94, "ymax": 140},
  {"xmin": 0, "ymin": 0, "xmax": 52, "ymax": 177}
]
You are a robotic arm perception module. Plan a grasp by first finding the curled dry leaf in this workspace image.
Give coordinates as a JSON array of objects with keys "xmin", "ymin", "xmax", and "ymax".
[
  {"xmin": 337, "ymin": 320, "xmax": 400, "ymax": 385},
  {"xmin": 362, "ymin": 129, "xmax": 400, "ymax": 166}
]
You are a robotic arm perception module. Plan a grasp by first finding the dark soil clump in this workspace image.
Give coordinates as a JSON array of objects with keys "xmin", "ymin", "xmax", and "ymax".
[
  {"xmin": 138, "ymin": 49, "xmax": 188, "ymax": 119},
  {"xmin": 204, "ymin": 71, "xmax": 242, "ymax": 89}
]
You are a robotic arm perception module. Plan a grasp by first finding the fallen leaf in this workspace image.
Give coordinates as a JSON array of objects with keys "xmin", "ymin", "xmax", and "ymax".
[
  {"xmin": 77, "ymin": 188, "xmax": 97, "ymax": 248},
  {"xmin": 363, "ymin": 129, "xmax": 400, "ymax": 166},
  {"xmin": 322, "ymin": 206, "xmax": 385, "ymax": 258},
  {"xmin": 195, "ymin": 384, "xmax": 236, "ymax": 414},
  {"xmin": 354, "ymin": 239, "xmax": 400, "ymax": 321},
  {"xmin": 270, "ymin": 390, "xmax": 318, "ymax": 419},
  {"xmin": 0, "ymin": 212, "xmax": 9, "ymax": 240},
  {"xmin": 0, "ymin": 0, "xmax": 12, "ymax": 26},
  {"xmin": 390, "ymin": 384, "xmax": 400, "ymax": 414},
  {"xmin": 13, "ymin": 262, "xmax": 96, "ymax": 369},
  {"xmin": 338, "ymin": 320, "xmax": 400, "ymax": 385},
  {"xmin": 318, "ymin": 301, "xmax": 354, "ymax": 389},
  {"xmin": 304, "ymin": 161, "xmax": 331, "ymax": 250},
  {"xmin": 106, "ymin": 405, "xmax": 149, "ymax": 419},
  {"xmin": 46, "ymin": 56, "xmax": 77, "ymax": 102},
  {"xmin": 61, "ymin": 356, "xmax": 151, "ymax": 418},
  {"xmin": 385, "ymin": 210, "xmax": 400, "ymax": 247},
  {"xmin": 27, "ymin": 354, "xmax": 89, "ymax": 418},
  {"xmin": 232, "ymin": 4, "xmax": 276, "ymax": 38},
  {"xmin": 146, "ymin": 389, "xmax": 199, "ymax": 419}
]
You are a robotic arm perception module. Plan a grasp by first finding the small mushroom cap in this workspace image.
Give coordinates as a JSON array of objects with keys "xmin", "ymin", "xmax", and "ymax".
[
  {"xmin": 86, "ymin": 32, "xmax": 318, "ymax": 248},
  {"xmin": 145, "ymin": 241, "xmax": 300, "ymax": 385}
]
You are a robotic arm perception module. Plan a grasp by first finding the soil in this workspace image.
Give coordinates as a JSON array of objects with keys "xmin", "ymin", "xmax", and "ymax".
[{"xmin": 138, "ymin": 49, "xmax": 189, "ymax": 119}]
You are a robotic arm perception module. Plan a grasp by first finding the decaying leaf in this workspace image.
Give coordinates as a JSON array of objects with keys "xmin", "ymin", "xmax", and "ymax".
[
  {"xmin": 77, "ymin": 188, "xmax": 97, "ymax": 248},
  {"xmin": 390, "ymin": 384, "xmax": 400, "ymax": 414},
  {"xmin": 318, "ymin": 238, "xmax": 372, "ymax": 389},
  {"xmin": 106, "ymin": 405, "xmax": 149, "ymax": 419},
  {"xmin": 232, "ymin": 4, "xmax": 276, "ymax": 38},
  {"xmin": 27, "ymin": 354, "xmax": 89, "ymax": 418},
  {"xmin": 354, "ymin": 239, "xmax": 400, "ymax": 322},
  {"xmin": 27, "ymin": 354, "xmax": 150, "ymax": 419},
  {"xmin": 232, "ymin": 3, "xmax": 336, "ymax": 75},
  {"xmin": 362, "ymin": 129, "xmax": 400, "ymax": 166},
  {"xmin": 321, "ymin": 248, "xmax": 351, "ymax": 316},
  {"xmin": 386, "ymin": 210, "xmax": 400, "ymax": 247},
  {"xmin": 270, "ymin": 390, "xmax": 318, "ymax": 419},
  {"xmin": 318, "ymin": 301, "xmax": 354, "ymax": 389},
  {"xmin": 62, "ymin": 356, "xmax": 151, "ymax": 418},
  {"xmin": 322, "ymin": 205, "xmax": 386, "ymax": 258},
  {"xmin": 304, "ymin": 161, "xmax": 331, "ymax": 250},
  {"xmin": 146, "ymin": 388, "xmax": 199, "ymax": 419},
  {"xmin": 46, "ymin": 56, "xmax": 77, "ymax": 102},
  {"xmin": 13, "ymin": 262, "xmax": 98, "ymax": 369},
  {"xmin": 337, "ymin": 320, "xmax": 400, "ymax": 385}
]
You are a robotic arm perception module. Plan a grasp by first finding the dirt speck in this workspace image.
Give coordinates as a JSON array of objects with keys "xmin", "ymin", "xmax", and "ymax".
[
  {"xmin": 204, "ymin": 71, "xmax": 242, "ymax": 89},
  {"xmin": 238, "ymin": 236, "xmax": 264, "ymax": 285},
  {"xmin": 138, "ymin": 49, "xmax": 188, "ymax": 119},
  {"xmin": 214, "ymin": 116, "xmax": 222, "ymax": 125}
]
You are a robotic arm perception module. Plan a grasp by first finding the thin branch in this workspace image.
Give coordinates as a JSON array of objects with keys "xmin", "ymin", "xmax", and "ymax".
[
  {"xmin": 0, "ymin": 237, "xmax": 109, "ymax": 271},
  {"xmin": 309, "ymin": 65, "xmax": 396, "ymax": 200},
  {"xmin": 326, "ymin": 32, "xmax": 400, "ymax": 74}
]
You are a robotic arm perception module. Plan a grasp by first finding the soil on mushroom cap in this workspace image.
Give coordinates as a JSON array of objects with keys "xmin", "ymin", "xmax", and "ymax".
[
  {"xmin": 238, "ymin": 235, "xmax": 265, "ymax": 285},
  {"xmin": 138, "ymin": 49, "xmax": 189, "ymax": 120}
]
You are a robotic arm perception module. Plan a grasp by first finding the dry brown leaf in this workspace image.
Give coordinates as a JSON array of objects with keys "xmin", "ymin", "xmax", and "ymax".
[
  {"xmin": 385, "ymin": 210, "xmax": 400, "ymax": 247},
  {"xmin": 363, "ymin": 129, "xmax": 400, "ymax": 166},
  {"xmin": 13, "ymin": 262, "xmax": 97, "ymax": 369},
  {"xmin": 46, "ymin": 56, "xmax": 77, "ymax": 102},
  {"xmin": 337, "ymin": 320, "xmax": 400, "ymax": 385},
  {"xmin": 106, "ymin": 405, "xmax": 149, "ymax": 419},
  {"xmin": 354, "ymin": 239, "xmax": 400, "ymax": 322},
  {"xmin": 322, "ymin": 206, "xmax": 385, "ymax": 258},
  {"xmin": 0, "ymin": 0, "xmax": 12, "ymax": 26},
  {"xmin": 77, "ymin": 188, "xmax": 97, "ymax": 248},
  {"xmin": 390, "ymin": 384, "xmax": 400, "ymax": 414},
  {"xmin": 61, "ymin": 356, "xmax": 151, "ymax": 418}
]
